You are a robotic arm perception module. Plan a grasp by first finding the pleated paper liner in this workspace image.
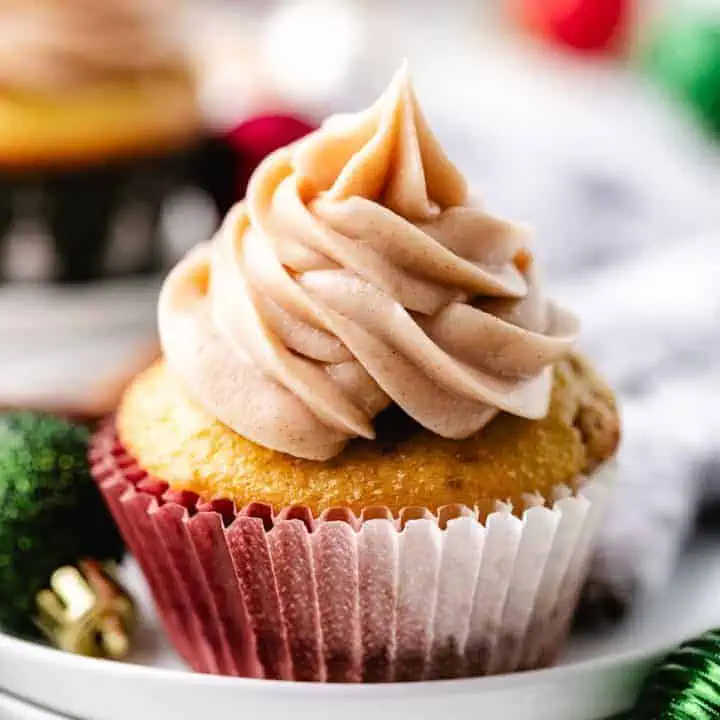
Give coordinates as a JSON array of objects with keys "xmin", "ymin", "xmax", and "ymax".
[{"xmin": 89, "ymin": 421, "xmax": 614, "ymax": 683}]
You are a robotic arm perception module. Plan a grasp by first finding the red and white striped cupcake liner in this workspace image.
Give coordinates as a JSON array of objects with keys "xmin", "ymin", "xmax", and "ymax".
[{"xmin": 89, "ymin": 422, "xmax": 614, "ymax": 682}]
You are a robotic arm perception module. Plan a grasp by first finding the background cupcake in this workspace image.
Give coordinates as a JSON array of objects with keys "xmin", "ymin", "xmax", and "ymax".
[
  {"xmin": 0, "ymin": 0, "xmax": 201, "ymax": 283},
  {"xmin": 91, "ymin": 66, "xmax": 620, "ymax": 682}
]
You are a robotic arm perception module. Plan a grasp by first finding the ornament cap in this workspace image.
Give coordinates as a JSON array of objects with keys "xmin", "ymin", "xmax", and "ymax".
[{"xmin": 34, "ymin": 559, "xmax": 135, "ymax": 660}]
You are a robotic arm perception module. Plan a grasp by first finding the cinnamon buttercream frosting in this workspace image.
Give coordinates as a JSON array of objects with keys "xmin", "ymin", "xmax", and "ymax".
[
  {"xmin": 159, "ymin": 64, "xmax": 580, "ymax": 461},
  {"xmin": 0, "ymin": 0, "xmax": 188, "ymax": 93}
]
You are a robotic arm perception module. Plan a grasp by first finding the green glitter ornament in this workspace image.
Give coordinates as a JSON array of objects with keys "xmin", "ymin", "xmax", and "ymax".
[
  {"xmin": 0, "ymin": 412, "xmax": 125, "ymax": 640},
  {"xmin": 632, "ymin": 629, "xmax": 720, "ymax": 719},
  {"xmin": 643, "ymin": 13, "xmax": 720, "ymax": 138}
]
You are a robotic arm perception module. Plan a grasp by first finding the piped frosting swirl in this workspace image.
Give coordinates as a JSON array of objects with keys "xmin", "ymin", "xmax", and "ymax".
[
  {"xmin": 0, "ymin": 0, "xmax": 188, "ymax": 93},
  {"xmin": 159, "ymin": 65, "xmax": 579, "ymax": 461}
]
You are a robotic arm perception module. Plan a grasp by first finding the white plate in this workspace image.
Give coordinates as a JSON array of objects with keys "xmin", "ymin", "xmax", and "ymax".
[
  {"xmin": 0, "ymin": 277, "xmax": 160, "ymax": 407},
  {"xmin": 0, "ymin": 538, "xmax": 718, "ymax": 720},
  {"xmin": 0, "ymin": 693, "xmax": 69, "ymax": 720},
  {"xmin": 0, "ymin": 278, "xmax": 160, "ymax": 335},
  {"xmin": 0, "ymin": 692, "xmax": 73, "ymax": 720}
]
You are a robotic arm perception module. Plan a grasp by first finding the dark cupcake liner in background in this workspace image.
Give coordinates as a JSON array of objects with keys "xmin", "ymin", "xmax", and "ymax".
[{"xmin": 0, "ymin": 137, "xmax": 236, "ymax": 285}]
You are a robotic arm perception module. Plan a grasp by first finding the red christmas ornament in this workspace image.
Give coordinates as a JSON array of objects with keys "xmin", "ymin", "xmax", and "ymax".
[
  {"xmin": 226, "ymin": 114, "xmax": 317, "ymax": 200},
  {"xmin": 510, "ymin": 0, "xmax": 632, "ymax": 54}
]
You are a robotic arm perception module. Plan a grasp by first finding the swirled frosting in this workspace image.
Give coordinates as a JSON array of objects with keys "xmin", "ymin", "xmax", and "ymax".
[
  {"xmin": 159, "ymin": 65, "xmax": 580, "ymax": 461},
  {"xmin": 0, "ymin": 0, "xmax": 188, "ymax": 93}
]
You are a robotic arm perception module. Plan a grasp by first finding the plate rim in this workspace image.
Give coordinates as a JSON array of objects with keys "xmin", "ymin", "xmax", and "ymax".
[{"xmin": 0, "ymin": 625, "xmax": 679, "ymax": 698}]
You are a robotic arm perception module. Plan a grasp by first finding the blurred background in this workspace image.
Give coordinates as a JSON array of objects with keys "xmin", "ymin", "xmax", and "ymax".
[{"xmin": 0, "ymin": 0, "xmax": 718, "ymax": 611}]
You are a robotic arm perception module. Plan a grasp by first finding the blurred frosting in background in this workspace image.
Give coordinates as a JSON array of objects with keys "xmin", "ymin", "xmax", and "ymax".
[{"xmin": 0, "ymin": 0, "xmax": 189, "ymax": 93}]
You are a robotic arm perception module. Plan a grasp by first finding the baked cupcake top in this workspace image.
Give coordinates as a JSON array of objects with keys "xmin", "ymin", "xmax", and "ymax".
[
  {"xmin": 159, "ymin": 64, "xmax": 579, "ymax": 461},
  {"xmin": 0, "ymin": 0, "xmax": 189, "ymax": 94}
]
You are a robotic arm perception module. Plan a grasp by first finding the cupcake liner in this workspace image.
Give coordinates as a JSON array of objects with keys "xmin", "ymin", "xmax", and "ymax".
[
  {"xmin": 90, "ymin": 422, "xmax": 614, "ymax": 682},
  {"xmin": 0, "ymin": 148, "xmax": 192, "ymax": 283}
]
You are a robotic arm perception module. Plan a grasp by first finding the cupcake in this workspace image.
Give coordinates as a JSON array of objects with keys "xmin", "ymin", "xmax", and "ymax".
[
  {"xmin": 0, "ymin": 0, "xmax": 201, "ymax": 282},
  {"xmin": 91, "ymin": 65, "xmax": 620, "ymax": 682}
]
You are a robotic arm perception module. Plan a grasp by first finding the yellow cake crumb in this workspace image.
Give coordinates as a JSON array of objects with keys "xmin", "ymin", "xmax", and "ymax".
[{"xmin": 117, "ymin": 356, "xmax": 619, "ymax": 515}]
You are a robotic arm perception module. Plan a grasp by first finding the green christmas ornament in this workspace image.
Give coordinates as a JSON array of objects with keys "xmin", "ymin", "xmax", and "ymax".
[
  {"xmin": 632, "ymin": 629, "xmax": 720, "ymax": 719},
  {"xmin": 643, "ymin": 13, "xmax": 720, "ymax": 137},
  {"xmin": 0, "ymin": 412, "xmax": 131, "ymax": 657}
]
